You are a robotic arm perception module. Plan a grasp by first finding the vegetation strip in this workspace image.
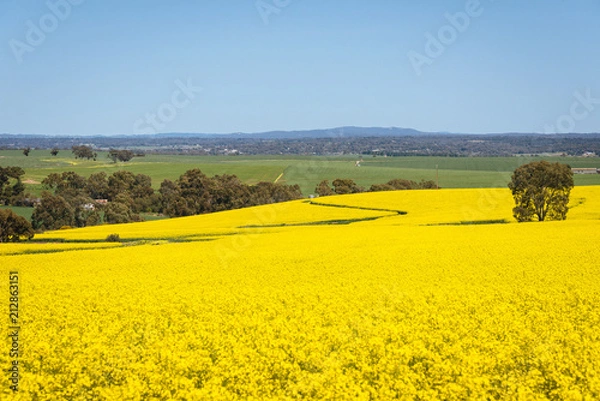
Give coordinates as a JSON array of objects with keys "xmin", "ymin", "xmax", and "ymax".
[
  {"xmin": 29, "ymin": 236, "xmax": 220, "ymax": 245},
  {"xmin": 307, "ymin": 200, "xmax": 407, "ymax": 215},
  {"xmin": 238, "ymin": 215, "xmax": 393, "ymax": 228},
  {"xmin": 424, "ymin": 219, "xmax": 509, "ymax": 227},
  {"xmin": 6, "ymin": 246, "xmax": 122, "ymax": 256},
  {"xmin": 3, "ymin": 237, "xmax": 219, "ymax": 256}
]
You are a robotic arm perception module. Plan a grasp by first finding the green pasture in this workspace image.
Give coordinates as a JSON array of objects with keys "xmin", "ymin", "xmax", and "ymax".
[
  {"xmin": 1, "ymin": 150, "xmax": 599, "ymax": 197},
  {"xmin": 0, "ymin": 205, "xmax": 34, "ymax": 220}
]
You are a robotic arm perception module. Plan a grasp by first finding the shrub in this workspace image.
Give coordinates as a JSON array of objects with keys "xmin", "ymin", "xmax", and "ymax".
[{"xmin": 105, "ymin": 234, "xmax": 121, "ymax": 242}]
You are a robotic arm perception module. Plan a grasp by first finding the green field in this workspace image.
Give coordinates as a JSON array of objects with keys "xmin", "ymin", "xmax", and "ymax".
[
  {"xmin": 1, "ymin": 149, "xmax": 599, "ymax": 196},
  {"xmin": 0, "ymin": 205, "xmax": 34, "ymax": 220}
]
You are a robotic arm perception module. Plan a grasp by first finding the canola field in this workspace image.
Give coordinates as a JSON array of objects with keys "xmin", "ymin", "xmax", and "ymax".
[{"xmin": 2, "ymin": 187, "xmax": 600, "ymax": 400}]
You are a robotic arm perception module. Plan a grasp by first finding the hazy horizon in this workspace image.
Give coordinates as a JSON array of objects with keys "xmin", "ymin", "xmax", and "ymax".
[{"xmin": 2, "ymin": 126, "xmax": 600, "ymax": 138}]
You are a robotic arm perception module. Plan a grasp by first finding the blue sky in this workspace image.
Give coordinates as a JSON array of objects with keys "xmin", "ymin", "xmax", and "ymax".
[{"xmin": 1, "ymin": 0, "xmax": 599, "ymax": 135}]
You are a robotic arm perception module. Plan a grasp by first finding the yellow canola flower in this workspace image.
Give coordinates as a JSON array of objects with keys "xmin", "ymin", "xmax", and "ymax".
[{"xmin": 1, "ymin": 187, "xmax": 599, "ymax": 400}]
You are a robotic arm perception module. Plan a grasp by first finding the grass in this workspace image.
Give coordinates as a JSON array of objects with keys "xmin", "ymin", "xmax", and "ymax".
[
  {"xmin": 139, "ymin": 213, "xmax": 169, "ymax": 221},
  {"xmin": 0, "ymin": 205, "xmax": 33, "ymax": 220},
  {"xmin": 2, "ymin": 150, "xmax": 599, "ymax": 196}
]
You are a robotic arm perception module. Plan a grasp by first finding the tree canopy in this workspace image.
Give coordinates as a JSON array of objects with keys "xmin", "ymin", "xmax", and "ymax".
[
  {"xmin": 0, "ymin": 209, "xmax": 34, "ymax": 242},
  {"xmin": 315, "ymin": 177, "xmax": 437, "ymax": 197},
  {"xmin": 331, "ymin": 179, "xmax": 364, "ymax": 194},
  {"xmin": 72, "ymin": 145, "xmax": 97, "ymax": 160},
  {"xmin": 108, "ymin": 149, "xmax": 136, "ymax": 163},
  {"xmin": 33, "ymin": 170, "xmax": 150, "ymax": 230},
  {"xmin": 160, "ymin": 169, "xmax": 302, "ymax": 217},
  {"xmin": 508, "ymin": 161, "xmax": 574, "ymax": 222},
  {"xmin": 27, "ymin": 167, "xmax": 303, "ymax": 229},
  {"xmin": 0, "ymin": 166, "xmax": 26, "ymax": 205}
]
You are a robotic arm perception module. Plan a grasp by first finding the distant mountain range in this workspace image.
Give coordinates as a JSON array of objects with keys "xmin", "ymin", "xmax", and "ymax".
[
  {"xmin": 153, "ymin": 127, "xmax": 598, "ymax": 139},
  {"xmin": 154, "ymin": 127, "xmax": 436, "ymax": 139},
  {"xmin": 0, "ymin": 127, "xmax": 456, "ymax": 139}
]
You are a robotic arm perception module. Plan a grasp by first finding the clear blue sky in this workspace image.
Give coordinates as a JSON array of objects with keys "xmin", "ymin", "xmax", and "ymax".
[{"xmin": 1, "ymin": 0, "xmax": 599, "ymax": 135}]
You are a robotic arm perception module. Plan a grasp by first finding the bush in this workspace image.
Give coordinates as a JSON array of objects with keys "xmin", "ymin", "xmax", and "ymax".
[
  {"xmin": 105, "ymin": 234, "xmax": 121, "ymax": 242},
  {"xmin": 332, "ymin": 179, "xmax": 364, "ymax": 194}
]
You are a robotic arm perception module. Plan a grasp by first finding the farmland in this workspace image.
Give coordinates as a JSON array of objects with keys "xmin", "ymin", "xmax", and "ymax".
[
  {"xmin": 1, "ymin": 149, "xmax": 600, "ymax": 197},
  {"xmin": 1, "ymin": 186, "xmax": 599, "ymax": 399}
]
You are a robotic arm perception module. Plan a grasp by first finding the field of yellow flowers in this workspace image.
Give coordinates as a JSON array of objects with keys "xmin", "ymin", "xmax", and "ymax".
[{"xmin": 2, "ymin": 187, "xmax": 600, "ymax": 400}]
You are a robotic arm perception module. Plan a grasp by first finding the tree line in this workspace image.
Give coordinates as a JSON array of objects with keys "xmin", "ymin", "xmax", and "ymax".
[
  {"xmin": 28, "ymin": 169, "xmax": 302, "ymax": 231},
  {"xmin": 315, "ymin": 178, "xmax": 437, "ymax": 196},
  {"xmin": 19, "ymin": 145, "xmax": 143, "ymax": 163},
  {"xmin": 159, "ymin": 169, "xmax": 302, "ymax": 217}
]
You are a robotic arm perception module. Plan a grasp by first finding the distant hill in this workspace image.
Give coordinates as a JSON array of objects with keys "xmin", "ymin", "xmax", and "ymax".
[{"xmin": 155, "ymin": 126, "xmax": 436, "ymax": 139}]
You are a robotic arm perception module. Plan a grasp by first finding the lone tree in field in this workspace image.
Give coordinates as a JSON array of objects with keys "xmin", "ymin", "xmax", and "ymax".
[
  {"xmin": 508, "ymin": 161, "xmax": 574, "ymax": 222},
  {"xmin": 108, "ymin": 149, "xmax": 135, "ymax": 163},
  {"xmin": 72, "ymin": 145, "xmax": 97, "ymax": 161}
]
